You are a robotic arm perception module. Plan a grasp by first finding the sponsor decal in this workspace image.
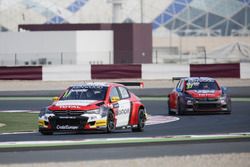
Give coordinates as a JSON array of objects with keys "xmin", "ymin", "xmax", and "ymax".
[
  {"xmin": 117, "ymin": 108, "xmax": 130, "ymax": 115},
  {"xmin": 56, "ymin": 125, "xmax": 78, "ymax": 130},
  {"xmin": 196, "ymin": 90, "xmax": 215, "ymax": 94},
  {"xmin": 95, "ymin": 120, "xmax": 107, "ymax": 126},
  {"xmin": 59, "ymin": 105, "xmax": 81, "ymax": 109},
  {"xmin": 113, "ymin": 103, "xmax": 119, "ymax": 108},
  {"xmin": 55, "ymin": 100, "xmax": 97, "ymax": 107}
]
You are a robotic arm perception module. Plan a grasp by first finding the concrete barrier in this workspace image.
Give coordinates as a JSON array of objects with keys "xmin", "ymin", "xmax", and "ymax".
[
  {"xmin": 142, "ymin": 64, "xmax": 190, "ymax": 79},
  {"xmin": 42, "ymin": 65, "xmax": 91, "ymax": 81},
  {"xmin": 190, "ymin": 63, "xmax": 240, "ymax": 78},
  {"xmin": 0, "ymin": 63, "xmax": 248, "ymax": 81},
  {"xmin": 91, "ymin": 64, "xmax": 141, "ymax": 79},
  {"xmin": 240, "ymin": 63, "xmax": 250, "ymax": 79},
  {"xmin": 0, "ymin": 66, "xmax": 42, "ymax": 80}
]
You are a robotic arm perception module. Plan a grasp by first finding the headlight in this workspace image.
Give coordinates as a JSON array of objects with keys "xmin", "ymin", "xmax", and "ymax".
[
  {"xmin": 185, "ymin": 96, "xmax": 194, "ymax": 105},
  {"xmin": 85, "ymin": 109, "xmax": 101, "ymax": 114},
  {"xmin": 220, "ymin": 96, "xmax": 226, "ymax": 104},
  {"xmin": 39, "ymin": 108, "xmax": 53, "ymax": 117}
]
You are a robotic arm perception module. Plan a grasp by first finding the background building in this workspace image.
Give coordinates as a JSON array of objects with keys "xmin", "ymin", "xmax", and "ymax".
[{"xmin": 0, "ymin": 0, "xmax": 250, "ymax": 65}]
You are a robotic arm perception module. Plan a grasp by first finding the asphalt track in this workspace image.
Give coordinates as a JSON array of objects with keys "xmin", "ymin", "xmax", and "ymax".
[
  {"xmin": 0, "ymin": 97, "xmax": 250, "ymax": 164},
  {"xmin": 0, "ymin": 99, "xmax": 250, "ymax": 141}
]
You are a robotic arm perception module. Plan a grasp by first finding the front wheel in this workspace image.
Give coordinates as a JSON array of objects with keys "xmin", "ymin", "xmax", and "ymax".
[
  {"xmin": 132, "ymin": 109, "xmax": 146, "ymax": 132},
  {"xmin": 106, "ymin": 110, "xmax": 115, "ymax": 133},
  {"xmin": 177, "ymin": 99, "xmax": 184, "ymax": 115}
]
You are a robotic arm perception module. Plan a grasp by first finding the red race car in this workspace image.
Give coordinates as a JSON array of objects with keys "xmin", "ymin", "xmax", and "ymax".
[
  {"xmin": 168, "ymin": 77, "xmax": 231, "ymax": 115},
  {"xmin": 38, "ymin": 82, "xmax": 146, "ymax": 135}
]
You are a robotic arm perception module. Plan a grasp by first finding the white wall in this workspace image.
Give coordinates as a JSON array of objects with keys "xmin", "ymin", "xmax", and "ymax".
[
  {"xmin": 42, "ymin": 65, "xmax": 91, "ymax": 81},
  {"xmin": 0, "ymin": 31, "xmax": 113, "ymax": 66},
  {"xmin": 76, "ymin": 31, "xmax": 113, "ymax": 64},
  {"xmin": 240, "ymin": 63, "xmax": 250, "ymax": 79},
  {"xmin": 0, "ymin": 31, "xmax": 77, "ymax": 65},
  {"xmin": 142, "ymin": 64, "xmax": 190, "ymax": 80},
  {"xmin": 0, "ymin": 31, "xmax": 76, "ymax": 53}
]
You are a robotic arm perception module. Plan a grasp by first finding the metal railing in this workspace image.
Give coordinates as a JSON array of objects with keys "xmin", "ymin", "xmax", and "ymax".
[
  {"xmin": 0, "ymin": 51, "xmax": 113, "ymax": 66},
  {"xmin": 1, "ymin": 50, "xmax": 249, "ymax": 66}
]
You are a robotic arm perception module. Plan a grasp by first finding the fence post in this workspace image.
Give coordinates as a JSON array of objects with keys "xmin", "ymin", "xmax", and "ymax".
[
  {"xmin": 14, "ymin": 53, "xmax": 17, "ymax": 65},
  {"xmin": 109, "ymin": 51, "xmax": 112, "ymax": 64},
  {"xmin": 155, "ymin": 50, "xmax": 158, "ymax": 64},
  {"xmin": 61, "ymin": 52, "xmax": 63, "ymax": 65}
]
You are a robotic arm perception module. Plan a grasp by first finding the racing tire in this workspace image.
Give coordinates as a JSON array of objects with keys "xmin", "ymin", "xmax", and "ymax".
[
  {"xmin": 226, "ymin": 101, "xmax": 232, "ymax": 114},
  {"xmin": 106, "ymin": 110, "xmax": 115, "ymax": 133},
  {"xmin": 168, "ymin": 100, "xmax": 176, "ymax": 115},
  {"xmin": 177, "ymin": 99, "xmax": 184, "ymax": 115},
  {"xmin": 132, "ymin": 109, "xmax": 146, "ymax": 132},
  {"xmin": 39, "ymin": 130, "xmax": 53, "ymax": 135}
]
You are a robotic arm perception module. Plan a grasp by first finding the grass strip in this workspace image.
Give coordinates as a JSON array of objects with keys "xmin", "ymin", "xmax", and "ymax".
[{"xmin": 0, "ymin": 113, "xmax": 38, "ymax": 133}]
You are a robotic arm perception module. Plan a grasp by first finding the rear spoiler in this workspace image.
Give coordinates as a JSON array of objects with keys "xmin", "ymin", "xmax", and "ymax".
[
  {"xmin": 115, "ymin": 82, "xmax": 144, "ymax": 88},
  {"xmin": 172, "ymin": 77, "xmax": 187, "ymax": 82}
]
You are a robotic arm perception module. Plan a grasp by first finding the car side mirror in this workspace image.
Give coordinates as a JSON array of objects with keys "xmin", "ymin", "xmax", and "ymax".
[
  {"xmin": 111, "ymin": 96, "xmax": 120, "ymax": 103},
  {"xmin": 221, "ymin": 86, "xmax": 227, "ymax": 94},
  {"xmin": 176, "ymin": 88, "xmax": 182, "ymax": 92},
  {"xmin": 52, "ymin": 96, "xmax": 59, "ymax": 101}
]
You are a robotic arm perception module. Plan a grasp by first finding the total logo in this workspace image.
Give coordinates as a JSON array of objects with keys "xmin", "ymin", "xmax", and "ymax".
[{"xmin": 59, "ymin": 105, "xmax": 81, "ymax": 109}]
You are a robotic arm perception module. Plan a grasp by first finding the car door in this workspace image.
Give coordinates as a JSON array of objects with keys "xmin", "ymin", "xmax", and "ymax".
[{"xmin": 115, "ymin": 86, "xmax": 131, "ymax": 127}]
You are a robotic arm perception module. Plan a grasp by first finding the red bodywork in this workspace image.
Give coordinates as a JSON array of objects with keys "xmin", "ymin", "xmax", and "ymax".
[
  {"xmin": 44, "ymin": 83, "xmax": 144, "ymax": 130},
  {"xmin": 168, "ymin": 77, "xmax": 230, "ymax": 113}
]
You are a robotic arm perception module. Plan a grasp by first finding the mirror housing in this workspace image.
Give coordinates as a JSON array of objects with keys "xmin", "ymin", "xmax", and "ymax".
[
  {"xmin": 111, "ymin": 96, "xmax": 120, "ymax": 103},
  {"xmin": 176, "ymin": 88, "xmax": 182, "ymax": 92},
  {"xmin": 221, "ymin": 86, "xmax": 227, "ymax": 94},
  {"xmin": 52, "ymin": 96, "xmax": 59, "ymax": 101}
]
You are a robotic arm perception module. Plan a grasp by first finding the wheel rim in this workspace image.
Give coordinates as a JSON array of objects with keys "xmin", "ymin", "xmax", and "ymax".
[
  {"xmin": 139, "ymin": 111, "xmax": 145, "ymax": 128},
  {"xmin": 107, "ymin": 112, "xmax": 115, "ymax": 131}
]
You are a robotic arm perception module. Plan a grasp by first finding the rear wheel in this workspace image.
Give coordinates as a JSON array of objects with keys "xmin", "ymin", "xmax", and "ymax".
[
  {"xmin": 132, "ymin": 109, "xmax": 146, "ymax": 132},
  {"xmin": 106, "ymin": 110, "xmax": 115, "ymax": 133}
]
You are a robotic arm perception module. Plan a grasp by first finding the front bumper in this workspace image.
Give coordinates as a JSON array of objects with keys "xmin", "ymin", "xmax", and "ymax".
[
  {"xmin": 38, "ymin": 113, "xmax": 108, "ymax": 132},
  {"xmin": 183, "ymin": 99, "xmax": 230, "ymax": 113}
]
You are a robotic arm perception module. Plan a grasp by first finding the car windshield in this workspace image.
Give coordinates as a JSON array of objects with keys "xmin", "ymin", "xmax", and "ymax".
[
  {"xmin": 60, "ymin": 86, "xmax": 108, "ymax": 101},
  {"xmin": 185, "ymin": 81, "xmax": 220, "ymax": 90}
]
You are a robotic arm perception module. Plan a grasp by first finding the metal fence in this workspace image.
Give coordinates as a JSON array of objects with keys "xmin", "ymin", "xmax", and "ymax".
[
  {"xmin": 152, "ymin": 48, "xmax": 250, "ymax": 64},
  {"xmin": 0, "ymin": 50, "xmax": 250, "ymax": 66},
  {"xmin": 0, "ymin": 51, "xmax": 113, "ymax": 66}
]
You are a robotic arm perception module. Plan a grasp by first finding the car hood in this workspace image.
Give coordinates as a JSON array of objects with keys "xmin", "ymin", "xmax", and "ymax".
[
  {"xmin": 186, "ymin": 90, "xmax": 222, "ymax": 98},
  {"xmin": 48, "ymin": 100, "xmax": 102, "ymax": 111}
]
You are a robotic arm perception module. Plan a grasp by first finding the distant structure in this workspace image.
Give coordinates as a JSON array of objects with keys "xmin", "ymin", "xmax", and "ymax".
[{"xmin": 0, "ymin": 0, "xmax": 250, "ymax": 64}]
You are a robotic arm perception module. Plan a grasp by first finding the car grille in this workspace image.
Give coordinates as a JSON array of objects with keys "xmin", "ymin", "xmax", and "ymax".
[
  {"xmin": 194, "ymin": 103, "xmax": 221, "ymax": 111},
  {"xmin": 195, "ymin": 98, "xmax": 219, "ymax": 102},
  {"xmin": 49, "ymin": 115, "xmax": 88, "ymax": 130},
  {"xmin": 53, "ymin": 110, "xmax": 85, "ymax": 117}
]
